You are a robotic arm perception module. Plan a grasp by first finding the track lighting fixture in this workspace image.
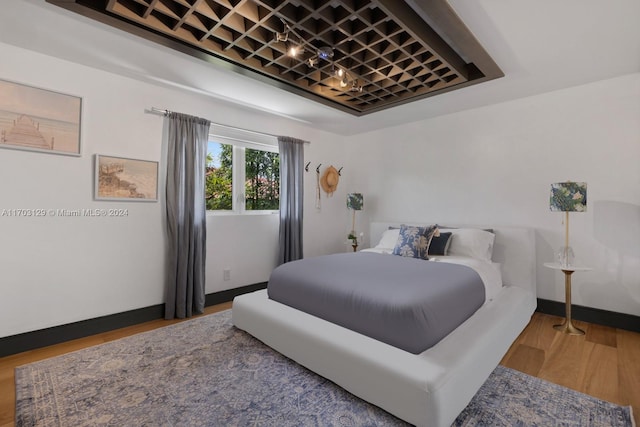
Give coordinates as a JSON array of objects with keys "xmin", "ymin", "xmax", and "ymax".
[
  {"xmin": 316, "ymin": 46, "xmax": 333, "ymax": 61},
  {"xmin": 275, "ymin": 18, "xmax": 364, "ymax": 93},
  {"xmin": 275, "ymin": 31, "xmax": 288, "ymax": 43},
  {"xmin": 288, "ymin": 45, "xmax": 302, "ymax": 57}
]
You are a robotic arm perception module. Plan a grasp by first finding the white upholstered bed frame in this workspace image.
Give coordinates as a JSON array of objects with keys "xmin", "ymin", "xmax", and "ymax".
[{"xmin": 232, "ymin": 223, "xmax": 537, "ymax": 427}]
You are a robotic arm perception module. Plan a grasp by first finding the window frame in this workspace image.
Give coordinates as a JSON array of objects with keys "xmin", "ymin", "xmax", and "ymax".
[{"xmin": 206, "ymin": 127, "xmax": 279, "ymax": 215}]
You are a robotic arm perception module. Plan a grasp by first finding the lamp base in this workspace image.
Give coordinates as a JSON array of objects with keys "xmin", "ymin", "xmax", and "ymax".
[
  {"xmin": 553, "ymin": 321, "xmax": 585, "ymax": 335},
  {"xmin": 556, "ymin": 246, "xmax": 575, "ymax": 267}
]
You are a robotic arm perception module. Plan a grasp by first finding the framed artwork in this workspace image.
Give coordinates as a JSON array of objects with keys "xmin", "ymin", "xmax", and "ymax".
[
  {"xmin": 0, "ymin": 79, "xmax": 82, "ymax": 156},
  {"xmin": 95, "ymin": 155, "xmax": 159, "ymax": 202}
]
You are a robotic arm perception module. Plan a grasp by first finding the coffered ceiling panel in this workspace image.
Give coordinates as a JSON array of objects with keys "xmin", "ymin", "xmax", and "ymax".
[{"xmin": 47, "ymin": 0, "xmax": 503, "ymax": 116}]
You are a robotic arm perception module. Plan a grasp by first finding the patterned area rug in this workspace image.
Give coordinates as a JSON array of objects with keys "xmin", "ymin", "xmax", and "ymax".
[{"xmin": 15, "ymin": 310, "xmax": 634, "ymax": 426}]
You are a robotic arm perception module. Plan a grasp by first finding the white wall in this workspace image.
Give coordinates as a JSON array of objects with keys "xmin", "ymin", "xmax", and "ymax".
[
  {"xmin": 4, "ymin": 3, "xmax": 636, "ymax": 340},
  {"xmin": 346, "ymin": 73, "xmax": 640, "ymax": 317},
  {"xmin": 0, "ymin": 42, "xmax": 349, "ymax": 338}
]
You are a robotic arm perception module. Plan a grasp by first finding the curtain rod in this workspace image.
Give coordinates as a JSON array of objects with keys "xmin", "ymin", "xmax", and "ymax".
[{"xmin": 147, "ymin": 107, "xmax": 309, "ymax": 144}]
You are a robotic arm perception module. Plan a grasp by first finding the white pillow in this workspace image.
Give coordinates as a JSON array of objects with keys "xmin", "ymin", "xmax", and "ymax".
[
  {"xmin": 375, "ymin": 228, "xmax": 400, "ymax": 249},
  {"xmin": 446, "ymin": 228, "xmax": 495, "ymax": 261}
]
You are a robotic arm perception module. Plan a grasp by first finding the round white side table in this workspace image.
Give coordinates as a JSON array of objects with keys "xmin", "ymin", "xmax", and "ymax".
[{"xmin": 543, "ymin": 262, "xmax": 592, "ymax": 335}]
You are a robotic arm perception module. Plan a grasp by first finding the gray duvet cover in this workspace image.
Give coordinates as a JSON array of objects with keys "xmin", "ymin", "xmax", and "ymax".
[{"xmin": 267, "ymin": 252, "xmax": 485, "ymax": 354}]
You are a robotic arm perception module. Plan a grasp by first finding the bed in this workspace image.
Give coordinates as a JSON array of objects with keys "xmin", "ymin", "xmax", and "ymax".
[{"xmin": 232, "ymin": 222, "xmax": 537, "ymax": 427}]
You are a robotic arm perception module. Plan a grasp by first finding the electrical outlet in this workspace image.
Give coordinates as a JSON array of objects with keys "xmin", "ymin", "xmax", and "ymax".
[{"xmin": 223, "ymin": 269, "xmax": 231, "ymax": 281}]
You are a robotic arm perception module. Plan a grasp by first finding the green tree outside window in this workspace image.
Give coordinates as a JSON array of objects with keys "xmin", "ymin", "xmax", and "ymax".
[{"xmin": 205, "ymin": 142, "xmax": 279, "ymax": 211}]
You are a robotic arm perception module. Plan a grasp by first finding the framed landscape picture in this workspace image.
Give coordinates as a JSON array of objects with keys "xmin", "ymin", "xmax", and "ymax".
[
  {"xmin": 95, "ymin": 155, "xmax": 159, "ymax": 202},
  {"xmin": 0, "ymin": 79, "xmax": 82, "ymax": 156}
]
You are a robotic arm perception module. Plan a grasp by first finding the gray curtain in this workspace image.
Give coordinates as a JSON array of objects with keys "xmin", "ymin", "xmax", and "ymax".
[
  {"xmin": 277, "ymin": 136, "xmax": 305, "ymax": 264},
  {"xmin": 164, "ymin": 112, "xmax": 211, "ymax": 319}
]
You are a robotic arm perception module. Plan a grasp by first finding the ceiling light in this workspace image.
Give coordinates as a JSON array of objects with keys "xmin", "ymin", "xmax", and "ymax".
[
  {"xmin": 275, "ymin": 31, "xmax": 288, "ymax": 43},
  {"xmin": 275, "ymin": 17, "xmax": 364, "ymax": 94},
  {"xmin": 317, "ymin": 46, "xmax": 333, "ymax": 61},
  {"xmin": 288, "ymin": 45, "xmax": 302, "ymax": 57},
  {"xmin": 350, "ymin": 80, "xmax": 363, "ymax": 93}
]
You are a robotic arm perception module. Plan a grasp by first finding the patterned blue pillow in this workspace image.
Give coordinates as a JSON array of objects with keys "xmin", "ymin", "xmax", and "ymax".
[{"xmin": 392, "ymin": 224, "xmax": 438, "ymax": 260}]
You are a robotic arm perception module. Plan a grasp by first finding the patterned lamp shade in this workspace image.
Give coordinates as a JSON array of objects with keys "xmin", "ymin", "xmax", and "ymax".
[
  {"xmin": 550, "ymin": 182, "xmax": 587, "ymax": 212},
  {"xmin": 346, "ymin": 193, "xmax": 363, "ymax": 210}
]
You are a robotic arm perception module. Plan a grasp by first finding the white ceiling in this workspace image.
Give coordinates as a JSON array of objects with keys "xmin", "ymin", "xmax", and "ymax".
[{"xmin": 3, "ymin": 0, "xmax": 639, "ymax": 136}]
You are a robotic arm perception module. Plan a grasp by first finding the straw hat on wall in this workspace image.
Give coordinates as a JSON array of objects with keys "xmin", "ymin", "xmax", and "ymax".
[{"xmin": 320, "ymin": 165, "xmax": 339, "ymax": 196}]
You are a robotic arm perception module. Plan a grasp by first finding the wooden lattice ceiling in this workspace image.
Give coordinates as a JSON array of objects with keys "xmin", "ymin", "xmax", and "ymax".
[{"xmin": 47, "ymin": 0, "xmax": 503, "ymax": 116}]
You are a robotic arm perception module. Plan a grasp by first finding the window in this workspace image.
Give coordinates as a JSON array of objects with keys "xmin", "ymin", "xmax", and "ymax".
[
  {"xmin": 205, "ymin": 125, "xmax": 279, "ymax": 213},
  {"xmin": 244, "ymin": 147, "xmax": 280, "ymax": 210},
  {"xmin": 205, "ymin": 142, "xmax": 233, "ymax": 210}
]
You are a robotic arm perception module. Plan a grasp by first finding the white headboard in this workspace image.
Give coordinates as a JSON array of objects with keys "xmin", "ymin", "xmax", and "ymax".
[{"xmin": 369, "ymin": 222, "xmax": 537, "ymax": 295}]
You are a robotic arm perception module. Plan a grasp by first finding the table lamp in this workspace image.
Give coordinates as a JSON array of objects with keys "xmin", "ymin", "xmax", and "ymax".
[
  {"xmin": 347, "ymin": 193, "xmax": 363, "ymax": 251},
  {"xmin": 550, "ymin": 182, "xmax": 587, "ymax": 267}
]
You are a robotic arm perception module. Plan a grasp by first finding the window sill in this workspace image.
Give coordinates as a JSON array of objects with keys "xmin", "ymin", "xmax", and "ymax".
[{"xmin": 206, "ymin": 210, "xmax": 278, "ymax": 216}]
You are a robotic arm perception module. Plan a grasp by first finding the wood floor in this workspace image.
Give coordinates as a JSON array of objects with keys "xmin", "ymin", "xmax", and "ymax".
[
  {"xmin": 1, "ymin": 305, "xmax": 638, "ymax": 426},
  {"xmin": 501, "ymin": 313, "xmax": 640, "ymax": 426}
]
